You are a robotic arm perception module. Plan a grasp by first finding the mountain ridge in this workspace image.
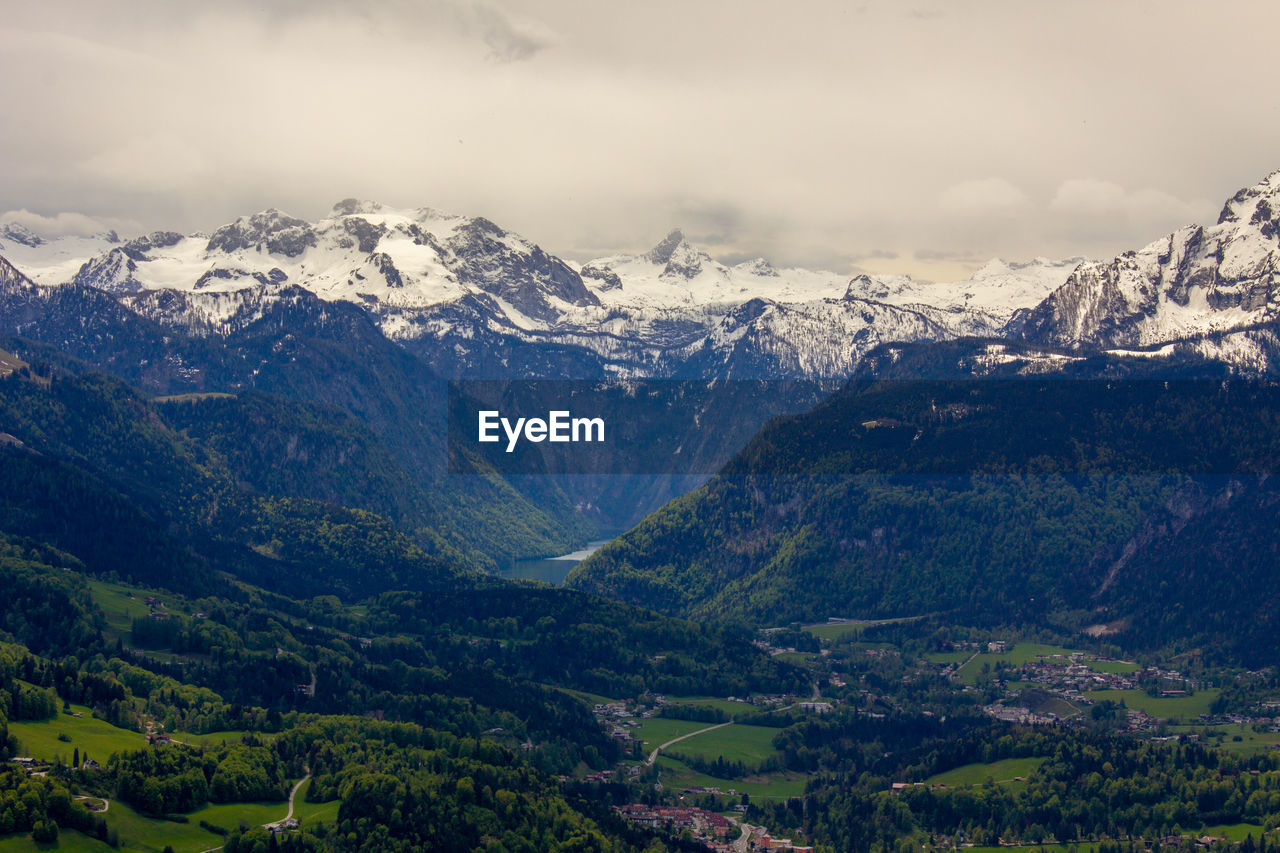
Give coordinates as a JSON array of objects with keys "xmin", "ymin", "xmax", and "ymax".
[{"xmin": 1, "ymin": 199, "xmax": 1080, "ymax": 380}]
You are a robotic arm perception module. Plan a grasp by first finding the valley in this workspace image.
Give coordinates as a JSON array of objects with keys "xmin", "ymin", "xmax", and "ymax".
[{"xmin": 1, "ymin": 170, "xmax": 1280, "ymax": 852}]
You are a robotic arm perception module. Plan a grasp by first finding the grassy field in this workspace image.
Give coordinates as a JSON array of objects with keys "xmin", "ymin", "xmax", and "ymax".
[
  {"xmin": 666, "ymin": 696, "xmax": 756, "ymax": 717},
  {"xmin": 773, "ymin": 652, "xmax": 818, "ymax": 665},
  {"xmin": 103, "ymin": 777, "xmax": 325, "ymax": 853},
  {"xmin": 952, "ymin": 643, "xmax": 1140, "ymax": 685},
  {"xmin": 1085, "ymin": 688, "xmax": 1220, "ymax": 721},
  {"xmin": 954, "ymin": 655, "xmax": 987, "ymax": 684},
  {"xmin": 991, "ymin": 643, "xmax": 1083, "ymax": 666},
  {"xmin": 1030, "ymin": 695, "xmax": 1083, "ymax": 719},
  {"xmin": 803, "ymin": 623, "xmax": 864, "ymax": 642},
  {"xmin": 925, "ymin": 650, "xmax": 974, "ymax": 665},
  {"xmin": 655, "ymin": 756, "xmax": 807, "ymax": 801},
  {"xmin": 84, "ymin": 579, "xmax": 188, "ymax": 648},
  {"xmin": 0, "ymin": 774, "xmax": 332, "ymax": 852},
  {"xmin": 0, "ymin": 830, "xmax": 116, "ymax": 852},
  {"xmin": 635, "ymin": 717, "xmax": 720, "ymax": 749},
  {"xmin": 1088, "ymin": 659, "xmax": 1141, "ymax": 674},
  {"xmin": 171, "ymin": 730, "xmax": 253, "ymax": 748},
  {"xmin": 99, "ymin": 799, "xmax": 229, "ymax": 852},
  {"xmin": 1170, "ymin": 723, "xmax": 1280, "ymax": 755},
  {"xmin": 557, "ymin": 687, "xmax": 621, "ymax": 706},
  {"xmin": 664, "ymin": 724, "xmax": 782, "ymax": 766},
  {"xmin": 8, "ymin": 703, "xmax": 147, "ymax": 764},
  {"xmin": 292, "ymin": 782, "xmax": 341, "ymax": 827},
  {"xmin": 925, "ymin": 757, "xmax": 1046, "ymax": 787},
  {"xmin": 1199, "ymin": 824, "xmax": 1269, "ymax": 842},
  {"xmin": 186, "ymin": 798, "xmax": 290, "ymax": 832}
]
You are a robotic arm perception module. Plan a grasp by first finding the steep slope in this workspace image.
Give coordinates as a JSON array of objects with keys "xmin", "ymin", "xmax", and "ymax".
[
  {"xmin": 0, "ymin": 267, "xmax": 594, "ymax": 562},
  {"xmin": 5, "ymin": 203, "xmax": 1076, "ymax": 380},
  {"xmin": 0, "ymin": 364, "xmax": 470, "ymax": 598},
  {"xmin": 1012, "ymin": 170, "xmax": 1280, "ymax": 352},
  {"xmin": 1069, "ymin": 475, "xmax": 1280, "ymax": 665},
  {"xmin": 567, "ymin": 344, "xmax": 1280, "ymax": 661}
]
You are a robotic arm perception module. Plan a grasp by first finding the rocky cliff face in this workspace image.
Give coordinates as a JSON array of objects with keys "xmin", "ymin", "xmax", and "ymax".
[
  {"xmin": 15, "ymin": 171, "xmax": 1280, "ymax": 379},
  {"xmin": 1011, "ymin": 171, "xmax": 1280, "ymax": 350}
]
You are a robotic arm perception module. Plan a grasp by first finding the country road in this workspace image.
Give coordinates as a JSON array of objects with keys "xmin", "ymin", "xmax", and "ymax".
[
  {"xmin": 73, "ymin": 795, "xmax": 109, "ymax": 814},
  {"xmin": 646, "ymin": 721, "xmax": 734, "ymax": 766},
  {"xmin": 265, "ymin": 767, "xmax": 311, "ymax": 828}
]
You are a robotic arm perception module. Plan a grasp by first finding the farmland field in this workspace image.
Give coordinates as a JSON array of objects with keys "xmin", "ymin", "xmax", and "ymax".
[
  {"xmin": 666, "ymin": 695, "xmax": 757, "ymax": 717},
  {"xmin": 635, "ymin": 717, "xmax": 719, "ymax": 750},
  {"xmin": 1085, "ymin": 688, "xmax": 1220, "ymax": 720},
  {"xmin": 8, "ymin": 703, "xmax": 146, "ymax": 763},
  {"xmin": 655, "ymin": 756, "xmax": 807, "ymax": 801},
  {"xmin": 664, "ymin": 723, "xmax": 782, "ymax": 766},
  {"xmin": 925, "ymin": 757, "xmax": 1046, "ymax": 787},
  {"xmin": 0, "ymin": 830, "xmax": 116, "ymax": 852}
]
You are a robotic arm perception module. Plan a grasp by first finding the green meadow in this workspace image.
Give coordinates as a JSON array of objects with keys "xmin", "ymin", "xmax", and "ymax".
[
  {"xmin": 654, "ymin": 756, "xmax": 807, "ymax": 802},
  {"xmin": 8, "ymin": 703, "xmax": 146, "ymax": 764},
  {"xmin": 664, "ymin": 724, "xmax": 782, "ymax": 766},
  {"xmin": 1085, "ymin": 688, "xmax": 1220, "ymax": 721},
  {"xmin": 925, "ymin": 757, "xmax": 1046, "ymax": 787}
]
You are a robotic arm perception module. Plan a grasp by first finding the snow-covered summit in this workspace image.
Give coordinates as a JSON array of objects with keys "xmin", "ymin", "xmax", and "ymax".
[
  {"xmin": 0, "ymin": 201, "xmax": 1090, "ymax": 378},
  {"xmin": 842, "ymin": 257, "xmax": 1085, "ymax": 324},
  {"xmin": 1014, "ymin": 171, "xmax": 1280, "ymax": 349},
  {"xmin": 0, "ymin": 222, "xmax": 46, "ymax": 248},
  {"xmin": 580, "ymin": 230, "xmax": 852, "ymax": 308},
  {"xmin": 38, "ymin": 201, "xmax": 597, "ymax": 323}
]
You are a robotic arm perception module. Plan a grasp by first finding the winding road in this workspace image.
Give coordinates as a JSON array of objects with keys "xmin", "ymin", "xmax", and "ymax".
[
  {"xmin": 265, "ymin": 768, "xmax": 312, "ymax": 828},
  {"xmin": 73, "ymin": 795, "xmax": 109, "ymax": 814}
]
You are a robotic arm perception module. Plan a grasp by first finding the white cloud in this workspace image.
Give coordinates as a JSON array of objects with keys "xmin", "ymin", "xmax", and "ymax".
[
  {"xmin": 938, "ymin": 178, "xmax": 1030, "ymax": 216},
  {"xmin": 77, "ymin": 136, "xmax": 211, "ymax": 193},
  {"xmin": 0, "ymin": 0, "xmax": 1277, "ymax": 279},
  {"xmin": 0, "ymin": 209, "xmax": 129, "ymax": 238},
  {"xmin": 472, "ymin": 2, "xmax": 557, "ymax": 63},
  {"xmin": 1048, "ymin": 178, "xmax": 1215, "ymax": 243}
]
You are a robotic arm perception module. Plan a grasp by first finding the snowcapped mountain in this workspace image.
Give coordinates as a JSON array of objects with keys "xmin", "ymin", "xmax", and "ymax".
[
  {"xmin": 579, "ymin": 228, "xmax": 852, "ymax": 307},
  {"xmin": 1011, "ymin": 171, "xmax": 1280, "ymax": 355},
  {"xmin": 2, "ymin": 201, "xmax": 1076, "ymax": 379},
  {"xmin": 44, "ymin": 202, "xmax": 597, "ymax": 323},
  {"xmin": 845, "ymin": 257, "xmax": 1088, "ymax": 325}
]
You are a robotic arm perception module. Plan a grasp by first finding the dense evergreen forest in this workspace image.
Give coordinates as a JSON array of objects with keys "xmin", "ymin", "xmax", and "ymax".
[
  {"xmin": 569, "ymin": 369, "xmax": 1280, "ymax": 663},
  {"xmin": 2, "ymin": 339, "xmax": 1280, "ymax": 852}
]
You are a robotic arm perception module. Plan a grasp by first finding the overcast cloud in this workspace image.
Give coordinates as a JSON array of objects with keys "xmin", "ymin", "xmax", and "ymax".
[{"xmin": 2, "ymin": 0, "xmax": 1278, "ymax": 280}]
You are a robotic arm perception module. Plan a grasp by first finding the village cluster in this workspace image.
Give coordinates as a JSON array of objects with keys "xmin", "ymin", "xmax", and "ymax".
[{"xmin": 614, "ymin": 804, "xmax": 814, "ymax": 853}]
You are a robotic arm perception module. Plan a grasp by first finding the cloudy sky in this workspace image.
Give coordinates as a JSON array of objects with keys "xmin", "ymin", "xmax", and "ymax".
[{"xmin": 3, "ymin": 0, "xmax": 1278, "ymax": 280}]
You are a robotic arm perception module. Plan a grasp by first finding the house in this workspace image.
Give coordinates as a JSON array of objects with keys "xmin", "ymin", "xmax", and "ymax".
[{"xmin": 799, "ymin": 701, "xmax": 833, "ymax": 714}]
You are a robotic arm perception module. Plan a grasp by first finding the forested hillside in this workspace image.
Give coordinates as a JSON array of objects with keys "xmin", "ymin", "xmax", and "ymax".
[{"xmin": 569, "ymin": 355, "xmax": 1280, "ymax": 664}]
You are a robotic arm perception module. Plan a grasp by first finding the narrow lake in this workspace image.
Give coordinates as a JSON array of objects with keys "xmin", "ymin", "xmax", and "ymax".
[{"xmin": 498, "ymin": 540, "xmax": 611, "ymax": 586}]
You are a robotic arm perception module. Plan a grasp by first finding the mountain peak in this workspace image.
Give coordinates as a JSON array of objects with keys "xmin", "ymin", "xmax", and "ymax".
[
  {"xmin": 1018, "ymin": 168, "xmax": 1280, "ymax": 350},
  {"xmin": 644, "ymin": 229, "xmax": 686, "ymax": 265},
  {"xmin": 733, "ymin": 257, "xmax": 779, "ymax": 277},
  {"xmin": 0, "ymin": 222, "xmax": 46, "ymax": 248},
  {"xmin": 207, "ymin": 209, "xmax": 316, "ymax": 258},
  {"xmin": 331, "ymin": 199, "xmax": 385, "ymax": 217},
  {"xmin": 1216, "ymin": 170, "xmax": 1280, "ymax": 226}
]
